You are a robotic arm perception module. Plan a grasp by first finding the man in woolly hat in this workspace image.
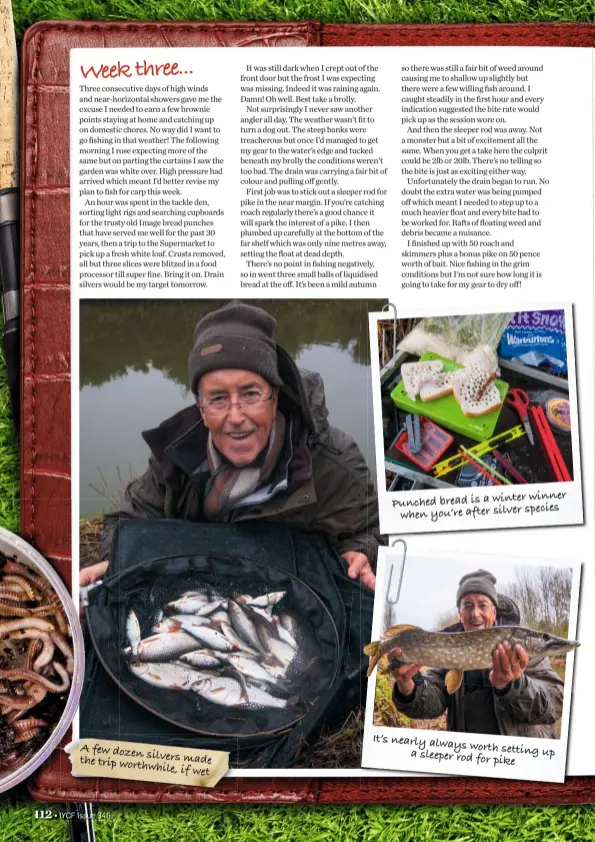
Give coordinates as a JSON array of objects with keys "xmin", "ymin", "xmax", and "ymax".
[
  {"xmin": 388, "ymin": 568, "xmax": 564, "ymax": 737},
  {"xmin": 83, "ymin": 301, "xmax": 380, "ymax": 590}
]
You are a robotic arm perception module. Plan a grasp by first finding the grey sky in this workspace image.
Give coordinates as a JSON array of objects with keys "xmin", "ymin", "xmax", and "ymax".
[{"xmin": 379, "ymin": 556, "xmax": 561, "ymax": 631}]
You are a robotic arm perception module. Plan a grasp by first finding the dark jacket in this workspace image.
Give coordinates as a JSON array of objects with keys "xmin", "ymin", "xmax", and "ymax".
[
  {"xmin": 391, "ymin": 597, "xmax": 565, "ymax": 739},
  {"xmin": 100, "ymin": 345, "xmax": 382, "ymax": 566}
]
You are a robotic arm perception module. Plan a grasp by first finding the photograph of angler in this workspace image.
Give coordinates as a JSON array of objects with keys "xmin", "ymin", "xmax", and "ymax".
[
  {"xmin": 361, "ymin": 550, "xmax": 580, "ymax": 783},
  {"xmin": 76, "ymin": 298, "xmax": 385, "ymax": 771},
  {"xmin": 370, "ymin": 305, "xmax": 583, "ymax": 535}
]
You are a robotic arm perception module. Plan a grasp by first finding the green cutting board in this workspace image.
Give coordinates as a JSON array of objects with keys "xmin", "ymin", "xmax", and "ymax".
[{"xmin": 390, "ymin": 352, "xmax": 508, "ymax": 443}]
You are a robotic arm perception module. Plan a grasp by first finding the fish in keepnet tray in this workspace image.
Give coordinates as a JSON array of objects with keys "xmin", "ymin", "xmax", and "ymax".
[
  {"xmin": 364, "ymin": 623, "xmax": 580, "ymax": 693},
  {"xmin": 127, "ymin": 629, "xmax": 206, "ymax": 662},
  {"xmin": 123, "ymin": 588, "xmax": 302, "ymax": 709}
]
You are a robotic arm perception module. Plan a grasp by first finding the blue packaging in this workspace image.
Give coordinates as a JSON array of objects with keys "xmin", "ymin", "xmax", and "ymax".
[{"xmin": 498, "ymin": 310, "xmax": 567, "ymax": 374}]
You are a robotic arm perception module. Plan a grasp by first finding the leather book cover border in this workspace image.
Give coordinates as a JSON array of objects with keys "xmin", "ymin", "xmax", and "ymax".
[{"xmin": 21, "ymin": 19, "xmax": 595, "ymax": 805}]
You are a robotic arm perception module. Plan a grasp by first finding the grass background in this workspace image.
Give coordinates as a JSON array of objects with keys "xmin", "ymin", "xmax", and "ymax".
[{"xmin": 4, "ymin": 1, "xmax": 595, "ymax": 837}]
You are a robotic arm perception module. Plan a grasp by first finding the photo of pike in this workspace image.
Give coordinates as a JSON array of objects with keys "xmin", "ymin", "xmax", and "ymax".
[
  {"xmin": 370, "ymin": 305, "xmax": 583, "ymax": 536},
  {"xmin": 361, "ymin": 549, "xmax": 580, "ymax": 783},
  {"xmin": 77, "ymin": 298, "xmax": 386, "ymax": 771}
]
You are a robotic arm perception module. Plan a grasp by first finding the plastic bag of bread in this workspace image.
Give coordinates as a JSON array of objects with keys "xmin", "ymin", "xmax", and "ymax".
[{"xmin": 397, "ymin": 313, "xmax": 514, "ymax": 364}]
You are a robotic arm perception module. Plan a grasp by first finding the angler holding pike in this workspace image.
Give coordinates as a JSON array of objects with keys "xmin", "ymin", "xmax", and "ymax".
[
  {"xmin": 385, "ymin": 570, "xmax": 567, "ymax": 738},
  {"xmin": 81, "ymin": 301, "xmax": 380, "ymax": 592}
]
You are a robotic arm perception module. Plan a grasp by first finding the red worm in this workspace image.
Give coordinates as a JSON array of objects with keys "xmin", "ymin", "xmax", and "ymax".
[
  {"xmin": 0, "ymin": 601, "xmax": 31, "ymax": 618},
  {"xmin": 0, "ymin": 662, "xmax": 70, "ymax": 692},
  {"xmin": 12, "ymin": 718, "xmax": 48, "ymax": 731},
  {"xmin": 0, "ymin": 618, "xmax": 54, "ymax": 633},
  {"xmin": 29, "ymin": 605, "xmax": 69, "ymax": 635},
  {"xmin": 0, "ymin": 586, "xmax": 29, "ymax": 600},
  {"xmin": 14, "ymin": 727, "xmax": 42, "ymax": 744},
  {"xmin": 1, "ymin": 576, "xmax": 37, "ymax": 600},
  {"xmin": 49, "ymin": 631, "xmax": 74, "ymax": 675}
]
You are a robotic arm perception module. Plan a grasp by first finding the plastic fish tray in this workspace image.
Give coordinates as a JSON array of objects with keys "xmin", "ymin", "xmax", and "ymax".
[{"xmin": 390, "ymin": 352, "xmax": 509, "ymax": 443}]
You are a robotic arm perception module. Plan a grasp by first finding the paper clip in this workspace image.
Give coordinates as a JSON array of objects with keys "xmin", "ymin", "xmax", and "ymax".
[
  {"xmin": 382, "ymin": 302, "xmax": 398, "ymax": 362},
  {"xmin": 385, "ymin": 539, "xmax": 407, "ymax": 605}
]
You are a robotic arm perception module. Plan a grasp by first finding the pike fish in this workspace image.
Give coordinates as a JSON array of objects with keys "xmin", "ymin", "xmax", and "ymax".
[{"xmin": 364, "ymin": 624, "xmax": 579, "ymax": 694}]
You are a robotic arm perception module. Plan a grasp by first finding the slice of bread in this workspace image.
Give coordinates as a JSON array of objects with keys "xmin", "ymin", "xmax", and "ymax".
[
  {"xmin": 419, "ymin": 372, "xmax": 455, "ymax": 402},
  {"xmin": 455, "ymin": 380, "xmax": 503, "ymax": 417},
  {"xmin": 401, "ymin": 360, "xmax": 444, "ymax": 400}
]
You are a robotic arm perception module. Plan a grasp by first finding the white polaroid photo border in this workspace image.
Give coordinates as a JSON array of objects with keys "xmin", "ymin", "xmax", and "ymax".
[
  {"xmin": 361, "ymin": 545, "xmax": 581, "ymax": 783},
  {"xmin": 369, "ymin": 303, "xmax": 583, "ymax": 536}
]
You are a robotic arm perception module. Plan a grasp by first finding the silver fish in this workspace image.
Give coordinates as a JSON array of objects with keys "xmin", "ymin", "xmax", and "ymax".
[
  {"xmin": 180, "ymin": 622, "xmax": 235, "ymax": 652},
  {"xmin": 250, "ymin": 605, "xmax": 274, "ymax": 622},
  {"xmin": 239, "ymin": 591, "xmax": 286, "ymax": 608},
  {"xmin": 126, "ymin": 609, "xmax": 142, "ymax": 657},
  {"xmin": 280, "ymin": 613, "xmax": 298, "ymax": 637},
  {"xmin": 273, "ymin": 616, "xmax": 297, "ymax": 649},
  {"xmin": 136, "ymin": 631, "xmax": 201, "ymax": 662},
  {"xmin": 130, "ymin": 661, "xmax": 205, "ymax": 690},
  {"xmin": 228, "ymin": 601, "xmax": 267, "ymax": 654},
  {"xmin": 221, "ymin": 653, "xmax": 285, "ymax": 687},
  {"xmin": 209, "ymin": 610, "xmax": 229, "ymax": 624},
  {"xmin": 152, "ymin": 615, "xmax": 210, "ymax": 634},
  {"xmin": 166, "ymin": 595, "xmax": 210, "ymax": 614},
  {"xmin": 179, "ymin": 650, "xmax": 222, "ymax": 669},
  {"xmin": 218, "ymin": 621, "xmax": 260, "ymax": 655},
  {"xmin": 195, "ymin": 599, "xmax": 228, "ymax": 617},
  {"xmin": 267, "ymin": 636, "xmax": 296, "ymax": 670},
  {"xmin": 242, "ymin": 685, "xmax": 290, "ymax": 709},
  {"xmin": 192, "ymin": 674, "xmax": 247, "ymax": 706}
]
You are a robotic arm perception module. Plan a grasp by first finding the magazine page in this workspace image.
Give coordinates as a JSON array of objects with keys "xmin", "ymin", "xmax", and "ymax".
[{"xmin": 66, "ymin": 43, "xmax": 593, "ymax": 787}]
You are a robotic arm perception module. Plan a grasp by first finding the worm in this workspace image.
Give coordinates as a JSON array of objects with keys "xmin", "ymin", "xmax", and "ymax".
[
  {"xmin": 12, "ymin": 718, "xmax": 47, "ymax": 731},
  {"xmin": 0, "ymin": 618, "xmax": 54, "ymax": 633},
  {"xmin": 14, "ymin": 727, "xmax": 43, "ymax": 744},
  {"xmin": 0, "ymin": 600, "xmax": 31, "ymax": 618},
  {"xmin": 0, "ymin": 693, "xmax": 44, "ymax": 711},
  {"xmin": 24, "ymin": 638, "xmax": 41, "ymax": 671},
  {"xmin": 12, "ymin": 569, "xmax": 61, "ymax": 605},
  {"xmin": 0, "ymin": 586, "xmax": 29, "ymax": 600},
  {"xmin": 1, "ymin": 576, "xmax": 37, "ymax": 600},
  {"xmin": 49, "ymin": 631, "xmax": 74, "ymax": 675},
  {"xmin": 29, "ymin": 605, "xmax": 69, "ymax": 635},
  {"xmin": 33, "ymin": 634, "xmax": 55, "ymax": 670},
  {"xmin": 0, "ymin": 663, "xmax": 70, "ymax": 693},
  {"xmin": 5, "ymin": 685, "xmax": 47, "ymax": 722}
]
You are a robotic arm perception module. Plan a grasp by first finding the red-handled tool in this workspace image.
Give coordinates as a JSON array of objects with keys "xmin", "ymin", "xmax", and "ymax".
[
  {"xmin": 530, "ymin": 405, "xmax": 571, "ymax": 482},
  {"xmin": 506, "ymin": 388, "xmax": 534, "ymax": 445}
]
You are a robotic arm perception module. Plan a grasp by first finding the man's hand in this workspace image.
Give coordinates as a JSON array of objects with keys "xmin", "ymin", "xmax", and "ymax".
[
  {"xmin": 342, "ymin": 551, "xmax": 376, "ymax": 591},
  {"xmin": 386, "ymin": 646, "xmax": 422, "ymax": 697},
  {"xmin": 489, "ymin": 641, "xmax": 529, "ymax": 691},
  {"xmin": 80, "ymin": 560, "xmax": 109, "ymax": 588}
]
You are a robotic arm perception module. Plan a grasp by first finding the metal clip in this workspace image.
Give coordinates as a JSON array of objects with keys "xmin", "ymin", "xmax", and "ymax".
[
  {"xmin": 79, "ymin": 580, "xmax": 103, "ymax": 609},
  {"xmin": 385, "ymin": 539, "xmax": 407, "ymax": 605},
  {"xmin": 381, "ymin": 302, "xmax": 398, "ymax": 361}
]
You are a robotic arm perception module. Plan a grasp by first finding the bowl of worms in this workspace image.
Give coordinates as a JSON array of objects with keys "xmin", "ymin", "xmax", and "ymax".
[{"xmin": 0, "ymin": 527, "xmax": 83, "ymax": 792}]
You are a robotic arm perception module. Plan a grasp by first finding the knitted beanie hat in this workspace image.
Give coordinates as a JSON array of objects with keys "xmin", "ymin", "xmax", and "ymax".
[
  {"xmin": 456, "ymin": 569, "xmax": 498, "ymax": 607},
  {"xmin": 188, "ymin": 301, "xmax": 282, "ymax": 395}
]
